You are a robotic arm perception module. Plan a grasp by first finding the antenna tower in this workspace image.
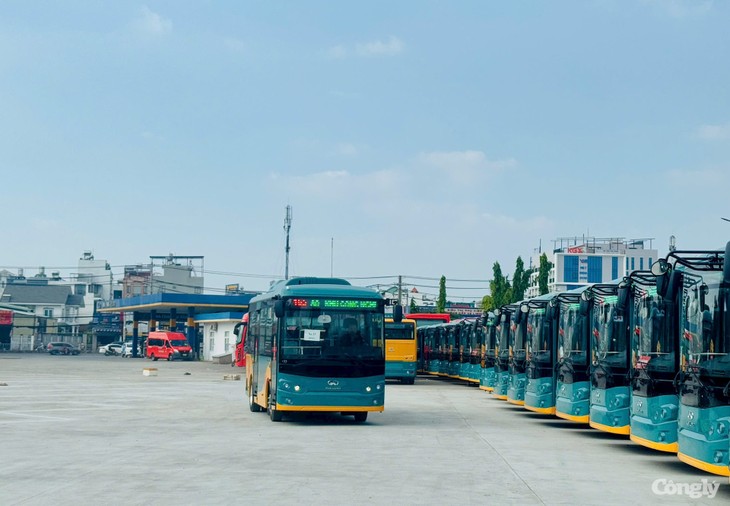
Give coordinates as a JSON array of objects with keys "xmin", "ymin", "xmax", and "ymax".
[{"xmin": 284, "ymin": 205, "xmax": 293, "ymax": 280}]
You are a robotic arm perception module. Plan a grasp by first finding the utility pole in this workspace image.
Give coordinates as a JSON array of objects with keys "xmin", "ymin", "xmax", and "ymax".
[
  {"xmin": 398, "ymin": 275, "xmax": 402, "ymax": 306},
  {"xmin": 284, "ymin": 205, "xmax": 293, "ymax": 280},
  {"xmin": 330, "ymin": 237, "xmax": 334, "ymax": 277}
]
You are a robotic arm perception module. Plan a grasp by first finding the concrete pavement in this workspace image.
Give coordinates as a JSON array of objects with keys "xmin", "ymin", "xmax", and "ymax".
[{"xmin": 0, "ymin": 354, "xmax": 727, "ymax": 505}]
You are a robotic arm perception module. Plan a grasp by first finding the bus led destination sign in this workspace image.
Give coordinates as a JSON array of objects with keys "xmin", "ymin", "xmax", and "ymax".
[{"xmin": 290, "ymin": 298, "xmax": 379, "ymax": 310}]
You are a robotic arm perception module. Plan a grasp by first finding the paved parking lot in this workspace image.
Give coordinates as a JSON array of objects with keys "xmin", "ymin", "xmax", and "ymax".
[{"xmin": 1, "ymin": 354, "xmax": 728, "ymax": 505}]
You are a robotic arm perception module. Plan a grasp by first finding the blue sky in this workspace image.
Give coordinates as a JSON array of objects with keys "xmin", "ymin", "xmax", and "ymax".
[{"xmin": 1, "ymin": 1, "xmax": 728, "ymax": 300}]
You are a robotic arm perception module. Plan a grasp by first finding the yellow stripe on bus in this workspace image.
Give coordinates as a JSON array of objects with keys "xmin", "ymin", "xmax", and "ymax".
[{"xmin": 276, "ymin": 404, "xmax": 385, "ymax": 412}]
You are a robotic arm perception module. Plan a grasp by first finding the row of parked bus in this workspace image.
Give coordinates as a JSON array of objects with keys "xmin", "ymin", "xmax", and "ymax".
[{"xmin": 417, "ymin": 242, "xmax": 730, "ymax": 477}]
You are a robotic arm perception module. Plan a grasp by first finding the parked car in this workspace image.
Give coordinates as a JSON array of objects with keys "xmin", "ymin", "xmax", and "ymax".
[
  {"xmin": 121, "ymin": 340, "xmax": 141, "ymax": 358},
  {"xmin": 98, "ymin": 343, "xmax": 123, "ymax": 355},
  {"xmin": 47, "ymin": 342, "xmax": 81, "ymax": 355}
]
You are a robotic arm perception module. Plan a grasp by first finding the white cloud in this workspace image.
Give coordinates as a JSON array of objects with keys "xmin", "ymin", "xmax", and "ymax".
[
  {"xmin": 331, "ymin": 143, "xmax": 358, "ymax": 156},
  {"xmin": 356, "ymin": 36, "xmax": 404, "ymax": 57},
  {"xmin": 326, "ymin": 45, "xmax": 347, "ymax": 60},
  {"xmin": 224, "ymin": 37, "xmax": 246, "ymax": 54},
  {"xmin": 641, "ymin": 0, "xmax": 713, "ymax": 18},
  {"xmin": 481, "ymin": 212, "xmax": 553, "ymax": 231},
  {"xmin": 418, "ymin": 150, "xmax": 516, "ymax": 183},
  {"xmin": 133, "ymin": 6, "xmax": 172, "ymax": 36},
  {"xmin": 271, "ymin": 168, "xmax": 402, "ymax": 200},
  {"xmin": 326, "ymin": 36, "xmax": 404, "ymax": 60},
  {"xmin": 329, "ymin": 90, "xmax": 361, "ymax": 99},
  {"xmin": 667, "ymin": 167, "xmax": 727, "ymax": 184},
  {"xmin": 696, "ymin": 123, "xmax": 730, "ymax": 141}
]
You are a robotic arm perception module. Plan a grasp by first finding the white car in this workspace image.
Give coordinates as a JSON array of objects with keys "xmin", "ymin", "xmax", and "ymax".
[
  {"xmin": 121, "ymin": 341, "xmax": 142, "ymax": 358},
  {"xmin": 98, "ymin": 343, "xmax": 123, "ymax": 355}
]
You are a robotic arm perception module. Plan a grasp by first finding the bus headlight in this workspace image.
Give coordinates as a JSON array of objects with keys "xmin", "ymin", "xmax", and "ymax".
[
  {"xmin": 365, "ymin": 386, "xmax": 372, "ymax": 393},
  {"xmin": 294, "ymin": 385, "xmax": 301, "ymax": 392}
]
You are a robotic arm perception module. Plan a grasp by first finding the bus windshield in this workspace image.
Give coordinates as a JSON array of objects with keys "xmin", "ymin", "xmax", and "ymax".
[
  {"xmin": 681, "ymin": 271, "xmax": 729, "ymax": 377},
  {"xmin": 632, "ymin": 285, "xmax": 674, "ymax": 372},
  {"xmin": 485, "ymin": 319, "xmax": 497, "ymax": 357},
  {"xmin": 497, "ymin": 316, "xmax": 510, "ymax": 358},
  {"xmin": 591, "ymin": 296, "xmax": 626, "ymax": 367},
  {"xmin": 385, "ymin": 321, "xmax": 415, "ymax": 340},
  {"xmin": 559, "ymin": 303, "xmax": 586, "ymax": 364},
  {"xmin": 469, "ymin": 321, "xmax": 479, "ymax": 350},
  {"xmin": 281, "ymin": 310, "xmax": 384, "ymax": 361},
  {"xmin": 510, "ymin": 317, "xmax": 525, "ymax": 358},
  {"xmin": 527, "ymin": 309, "xmax": 549, "ymax": 364}
]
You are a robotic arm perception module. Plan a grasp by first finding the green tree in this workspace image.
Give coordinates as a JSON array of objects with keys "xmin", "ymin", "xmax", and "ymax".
[
  {"xmin": 511, "ymin": 256, "xmax": 527, "ymax": 303},
  {"xmin": 409, "ymin": 296, "xmax": 418, "ymax": 313},
  {"xmin": 437, "ymin": 276, "xmax": 447, "ymax": 313},
  {"xmin": 490, "ymin": 262, "xmax": 512, "ymax": 308},
  {"xmin": 480, "ymin": 294, "xmax": 494, "ymax": 312},
  {"xmin": 538, "ymin": 253, "xmax": 553, "ymax": 295}
]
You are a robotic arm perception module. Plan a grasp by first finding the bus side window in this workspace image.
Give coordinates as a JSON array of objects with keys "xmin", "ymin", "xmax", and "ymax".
[
  {"xmin": 245, "ymin": 309, "xmax": 259, "ymax": 355},
  {"xmin": 262, "ymin": 306, "xmax": 273, "ymax": 357}
]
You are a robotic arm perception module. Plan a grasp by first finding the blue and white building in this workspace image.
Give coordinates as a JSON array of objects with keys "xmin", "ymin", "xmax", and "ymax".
[{"xmin": 526, "ymin": 237, "xmax": 658, "ymax": 297}]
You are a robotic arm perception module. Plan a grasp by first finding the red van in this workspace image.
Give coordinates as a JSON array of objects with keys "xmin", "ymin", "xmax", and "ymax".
[{"xmin": 146, "ymin": 331, "xmax": 193, "ymax": 361}]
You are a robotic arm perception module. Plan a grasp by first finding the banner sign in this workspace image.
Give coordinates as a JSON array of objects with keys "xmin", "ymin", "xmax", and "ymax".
[{"xmin": 0, "ymin": 310, "xmax": 13, "ymax": 325}]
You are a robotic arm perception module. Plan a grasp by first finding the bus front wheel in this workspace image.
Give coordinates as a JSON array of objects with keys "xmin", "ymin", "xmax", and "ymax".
[
  {"xmin": 268, "ymin": 388, "xmax": 282, "ymax": 422},
  {"xmin": 353, "ymin": 412, "xmax": 367, "ymax": 423}
]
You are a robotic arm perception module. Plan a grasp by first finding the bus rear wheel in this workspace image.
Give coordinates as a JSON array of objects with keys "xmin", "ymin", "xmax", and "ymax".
[
  {"xmin": 353, "ymin": 412, "xmax": 368, "ymax": 423},
  {"xmin": 249, "ymin": 388, "xmax": 262, "ymax": 412}
]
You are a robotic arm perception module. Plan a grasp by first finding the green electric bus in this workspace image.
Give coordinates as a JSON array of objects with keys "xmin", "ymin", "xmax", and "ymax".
[
  {"xmin": 245, "ymin": 277, "xmax": 394, "ymax": 422},
  {"xmin": 652, "ymin": 243, "xmax": 729, "ymax": 476},
  {"xmin": 587, "ymin": 279, "xmax": 632, "ymax": 435}
]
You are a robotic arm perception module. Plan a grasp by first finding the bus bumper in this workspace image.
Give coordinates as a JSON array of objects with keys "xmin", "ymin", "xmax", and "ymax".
[
  {"xmin": 507, "ymin": 372, "xmax": 527, "ymax": 405},
  {"xmin": 555, "ymin": 381, "xmax": 590, "ymax": 423},
  {"xmin": 589, "ymin": 386, "xmax": 630, "ymax": 435},
  {"xmin": 524, "ymin": 376, "xmax": 555, "ymax": 414},
  {"xmin": 629, "ymin": 393, "xmax": 678, "ymax": 452},
  {"xmin": 677, "ymin": 405, "xmax": 730, "ymax": 476}
]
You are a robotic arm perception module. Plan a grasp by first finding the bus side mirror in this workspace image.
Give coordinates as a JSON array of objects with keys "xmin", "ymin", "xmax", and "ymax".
[
  {"xmin": 233, "ymin": 322, "xmax": 242, "ymax": 337},
  {"xmin": 617, "ymin": 286, "xmax": 629, "ymax": 312},
  {"xmin": 274, "ymin": 300, "xmax": 284, "ymax": 318},
  {"xmin": 579, "ymin": 299, "xmax": 590, "ymax": 316},
  {"xmin": 665, "ymin": 269, "xmax": 681, "ymax": 302},
  {"xmin": 652, "ymin": 259, "xmax": 671, "ymax": 297},
  {"xmin": 393, "ymin": 304, "xmax": 403, "ymax": 323}
]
